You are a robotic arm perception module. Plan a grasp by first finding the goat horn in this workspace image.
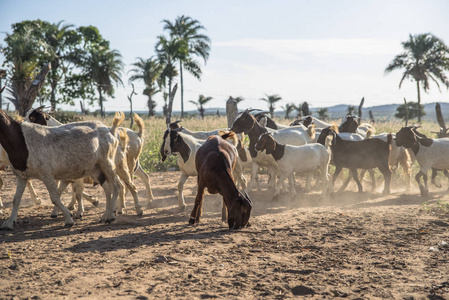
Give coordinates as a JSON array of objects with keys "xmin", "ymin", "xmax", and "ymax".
[{"xmin": 245, "ymin": 108, "xmax": 262, "ymax": 113}]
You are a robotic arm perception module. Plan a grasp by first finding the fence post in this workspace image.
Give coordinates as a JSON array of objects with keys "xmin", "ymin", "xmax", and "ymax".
[{"xmin": 226, "ymin": 96, "xmax": 238, "ymax": 128}]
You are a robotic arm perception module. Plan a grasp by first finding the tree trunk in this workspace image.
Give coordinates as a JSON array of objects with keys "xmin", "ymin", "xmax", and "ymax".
[
  {"xmin": 149, "ymin": 95, "xmax": 154, "ymax": 117},
  {"xmin": 166, "ymin": 83, "xmax": 178, "ymax": 126},
  {"xmin": 99, "ymin": 87, "xmax": 104, "ymax": 117},
  {"xmin": 50, "ymin": 80, "xmax": 57, "ymax": 111},
  {"xmin": 19, "ymin": 63, "xmax": 51, "ymax": 116},
  {"xmin": 180, "ymin": 61, "xmax": 184, "ymax": 118},
  {"xmin": 417, "ymin": 81, "xmax": 421, "ymax": 123}
]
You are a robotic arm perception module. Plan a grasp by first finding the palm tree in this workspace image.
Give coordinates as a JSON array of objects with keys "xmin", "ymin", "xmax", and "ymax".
[
  {"xmin": 128, "ymin": 57, "xmax": 162, "ymax": 117},
  {"xmin": 3, "ymin": 23, "xmax": 43, "ymax": 115},
  {"xmin": 260, "ymin": 93, "xmax": 282, "ymax": 118},
  {"xmin": 41, "ymin": 20, "xmax": 76, "ymax": 111},
  {"xmin": 385, "ymin": 33, "xmax": 449, "ymax": 122},
  {"xmin": 189, "ymin": 94, "xmax": 213, "ymax": 119},
  {"xmin": 155, "ymin": 35, "xmax": 186, "ymax": 119},
  {"xmin": 318, "ymin": 108, "xmax": 329, "ymax": 120},
  {"xmin": 162, "ymin": 15, "xmax": 211, "ymax": 118},
  {"xmin": 347, "ymin": 105, "xmax": 356, "ymax": 115},
  {"xmin": 84, "ymin": 46, "xmax": 124, "ymax": 117},
  {"xmin": 282, "ymin": 103, "xmax": 296, "ymax": 119}
]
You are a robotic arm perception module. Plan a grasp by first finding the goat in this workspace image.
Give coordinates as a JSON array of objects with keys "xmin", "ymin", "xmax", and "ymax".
[
  {"xmin": 0, "ymin": 109, "xmax": 123, "ymax": 230},
  {"xmin": 290, "ymin": 116, "xmax": 332, "ymax": 129},
  {"xmin": 317, "ymin": 127, "xmax": 391, "ymax": 194},
  {"xmin": 254, "ymin": 112, "xmax": 288, "ymax": 130},
  {"xmin": 364, "ymin": 131, "xmax": 412, "ymax": 191},
  {"xmin": 255, "ymin": 132, "xmax": 331, "ymax": 198},
  {"xmin": 395, "ymin": 126, "xmax": 449, "ymax": 196},
  {"xmin": 25, "ymin": 108, "xmax": 154, "ymax": 215},
  {"xmin": 160, "ymin": 128, "xmax": 247, "ymax": 211},
  {"xmin": 167, "ymin": 120, "xmax": 228, "ymax": 140},
  {"xmin": 230, "ymin": 109, "xmax": 316, "ymax": 191},
  {"xmin": 190, "ymin": 133, "xmax": 252, "ymax": 229},
  {"xmin": 339, "ymin": 115, "xmax": 375, "ymax": 137}
]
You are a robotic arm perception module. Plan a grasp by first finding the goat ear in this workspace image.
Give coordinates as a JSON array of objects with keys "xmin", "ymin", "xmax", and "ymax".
[
  {"xmin": 258, "ymin": 116, "xmax": 268, "ymax": 128},
  {"xmin": 160, "ymin": 141, "xmax": 167, "ymax": 162},
  {"xmin": 237, "ymin": 140, "xmax": 248, "ymax": 162},
  {"xmin": 178, "ymin": 136, "xmax": 191, "ymax": 163},
  {"xmin": 265, "ymin": 136, "xmax": 276, "ymax": 154}
]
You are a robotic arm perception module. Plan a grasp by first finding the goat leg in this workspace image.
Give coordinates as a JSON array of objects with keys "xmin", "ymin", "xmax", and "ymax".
[
  {"xmin": 190, "ymin": 183, "xmax": 205, "ymax": 225},
  {"xmin": 1, "ymin": 178, "xmax": 27, "ymax": 230}
]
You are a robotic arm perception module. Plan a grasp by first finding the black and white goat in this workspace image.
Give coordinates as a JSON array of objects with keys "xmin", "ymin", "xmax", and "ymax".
[
  {"xmin": 255, "ymin": 132, "xmax": 331, "ymax": 198},
  {"xmin": 230, "ymin": 109, "xmax": 316, "ymax": 191},
  {"xmin": 317, "ymin": 127, "xmax": 392, "ymax": 194},
  {"xmin": 0, "ymin": 110, "xmax": 123, "ymax": 230},
  {"xmin": 396, "ymin": 126, "xmax": 449, "ymax": 196}
]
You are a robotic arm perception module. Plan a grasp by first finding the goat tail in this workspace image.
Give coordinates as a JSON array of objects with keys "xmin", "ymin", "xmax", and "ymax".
[
  {"xmin": 325, "ymin": 135, "xmax": 334, "ymax": 150},
  {"xmin": 118, "ymin": 128, "xmax": 129, "ymax": 152},
  {"xmin": 111, "ymin": 111, "xmax": 125, "ymax": 136},
  {"xmin": 133, "ymin": 113, "xmax": 145, "ymax": 139},
  {"xmin": 219, "ymin": 130, "xmax": 236, "ymax": 143},
  {"xmin": 365, "ymin": 128, "xmax": 374, "ymax": 139},
  {"xmin": 330, "ymin": 124, "xmax": 339, "ymax": 133},
  {"xmin": 387, "ymin": 133, "xmax": 393, "ymax": 145}
]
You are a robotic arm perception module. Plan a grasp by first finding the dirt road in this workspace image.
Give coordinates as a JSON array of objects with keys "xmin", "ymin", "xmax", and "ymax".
[{"xmin": 1, "ymin": 170, "xmax": 449, "ymax": 299}]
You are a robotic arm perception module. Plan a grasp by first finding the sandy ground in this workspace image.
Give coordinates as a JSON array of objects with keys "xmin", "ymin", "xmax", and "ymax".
[{"xmin": 1, "ymin": 170, "xmax": 449, "ymax": 299}]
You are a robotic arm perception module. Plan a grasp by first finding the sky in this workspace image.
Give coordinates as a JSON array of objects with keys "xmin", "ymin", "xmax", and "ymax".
[{"xmin": 1, "ymin": 0, "xmax": 449, "ymax": 113}]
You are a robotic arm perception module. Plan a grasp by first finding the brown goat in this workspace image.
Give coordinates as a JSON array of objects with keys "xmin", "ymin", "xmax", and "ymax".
[
  {"xmin": 317, "ymin": 127, "xmax": 392, "ymax": 194},
  {"xmin": 190, "ymin": 133, "xmax": 252, "ymax": 229}
]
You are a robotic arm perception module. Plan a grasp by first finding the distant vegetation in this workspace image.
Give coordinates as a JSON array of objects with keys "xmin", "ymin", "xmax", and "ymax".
[
  {"xmin": 1, "ymin": 16, "xmax": 211, "ymax": 118},
  {"xmin": 1, "ymin": 21, "xmax": 448, "ymax": 123},
  {"xmin": 385, "ymin": 33, "xmax": 449, "ymax": 123}
]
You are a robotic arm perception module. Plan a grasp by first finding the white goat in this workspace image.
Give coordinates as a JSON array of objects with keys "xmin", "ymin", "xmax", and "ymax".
[
  {"xmin": 26, "ymin": 108, "xmax": 154, "ymax": 216},
  {"xmin": 167, "ymin": 120, "xmax": 228, "ymax": 140},
  {"xmin": 255, "ymin": 132, "xmax": 331, "ymax": 198},
  {"xmin": 231, "ymin": 110, "xmax": 316, "ymax": 191},
  {"xmin": 0, "ymin": 110, "xmax": 123, "ymax": 230},
  {"xmin": 396, "ymin": 127, "xmax": 449, "ymax": 196}
]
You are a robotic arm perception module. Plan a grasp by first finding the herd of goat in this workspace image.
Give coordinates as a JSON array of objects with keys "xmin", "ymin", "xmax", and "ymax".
[{"xmin": 1, "ymin": 105, "xmax": 449, "ymax": 231}]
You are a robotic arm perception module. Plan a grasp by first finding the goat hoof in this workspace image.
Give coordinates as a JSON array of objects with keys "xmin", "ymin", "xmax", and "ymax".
[
  {"xmin": 34, "ymin": 199, "xmax": 42, "ymax": 206},
  {"xmin": 382, "ymin": 190, "xmax": 390, "ymax": 195},
  {"xmin": 0, "ymin": 221, "xmax": 14, "ymax": 230},
  {"xmin": 179, "ymin": 205, "xmax": 186, "ymax": 213},
  {"xmin": 419, "ymin": 186, "xmax": 429, "ymax": 197},
  {"xmin": 64, "ymin": 223, "xmax": 74, "ymax": 228},
  {"xmin": 136, "ymin": 210, "xmax": 143, "ymax": 216},
  {"xmin": 104, "ymin": 218, "xmax": 115, "ymax": 224},
  {"xmin": 92, "ymin": 200, "xmax": 99, "ymax": 207},
  {"xmin": 188, "ymin": 217, "xmax": 196, "ymax": 225},
  {"xmin": 67, "ymin": 205, "xmax": 75, "ymax": 210}
]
